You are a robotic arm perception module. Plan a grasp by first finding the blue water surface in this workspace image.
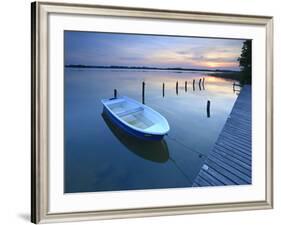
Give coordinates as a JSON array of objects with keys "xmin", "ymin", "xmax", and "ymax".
[{"xmin": 64, "ymin": 68, "xmax": 238, "ymax": 193}]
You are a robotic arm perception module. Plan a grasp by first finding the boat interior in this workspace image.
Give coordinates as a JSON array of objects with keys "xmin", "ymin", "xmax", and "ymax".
[{"xmin": 107, "ymin": 100, "xmax": 154, "ymax": 130}]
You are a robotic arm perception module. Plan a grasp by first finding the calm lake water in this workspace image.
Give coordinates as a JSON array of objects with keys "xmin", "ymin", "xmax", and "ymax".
[{"xmin": 64, "ymin": 68, "xmax": 239, "ymax": 193}]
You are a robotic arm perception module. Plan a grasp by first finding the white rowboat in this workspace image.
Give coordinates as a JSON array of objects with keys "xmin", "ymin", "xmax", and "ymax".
[{"xmin": 101, "ymin": 96, "xmax": 170, "ymax": 141}]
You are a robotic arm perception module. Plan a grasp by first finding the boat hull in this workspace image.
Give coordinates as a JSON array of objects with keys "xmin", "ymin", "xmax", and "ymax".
[{"xmin": 103, "ymin": 107, "xmax": 164, "ymax": 141}]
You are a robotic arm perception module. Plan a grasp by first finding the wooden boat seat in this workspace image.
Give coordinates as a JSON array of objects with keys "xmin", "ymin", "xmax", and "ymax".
[{"xmin": 117, "ymin": 107, "xmax": 143, "ymax": 117}]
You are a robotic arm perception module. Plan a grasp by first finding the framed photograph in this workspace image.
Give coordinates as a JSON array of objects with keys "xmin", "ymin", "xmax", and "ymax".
[{"xmin": 31, "ymin": 1, "xmax": 273, "ymax": 223}]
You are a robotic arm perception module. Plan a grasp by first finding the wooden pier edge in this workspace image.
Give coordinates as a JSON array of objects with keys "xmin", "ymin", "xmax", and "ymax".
[{"xmin": 193, "ymin": 85, "xmax": 252, "ymax": 187}]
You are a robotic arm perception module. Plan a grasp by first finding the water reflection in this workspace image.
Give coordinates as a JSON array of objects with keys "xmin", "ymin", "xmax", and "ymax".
[{"xmin": 102, "ymin": 113, "xmax": 170, "ymax": 163}]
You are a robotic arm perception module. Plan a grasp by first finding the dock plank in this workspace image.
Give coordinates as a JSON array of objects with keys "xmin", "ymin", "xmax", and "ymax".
[
  {"xmin": 199, "ymin": 170, "xmax": 224, "ymax": 186},
  {"xmin": 214, "ymin": 143, "xmax": 251, "ymax": 160},
  {"xmin": 196, "ymin": 175, "xmax": 212, "ymax": 186},
  {"xmin": 193, "ymin": 85, "xmax": 252, "ymax": 187},
  {"xmin": 208, "ymin": 154, "xmax": 251, "ymax": 179},
  {"xmin": 213, "ymin": 144, "xmax": 251, "ymax": 164}
]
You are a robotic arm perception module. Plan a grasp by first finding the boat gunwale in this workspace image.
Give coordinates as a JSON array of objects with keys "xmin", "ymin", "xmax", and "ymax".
[{"xmin": 101, "ymin": 96, "xmax": 170, "ymax": 135}]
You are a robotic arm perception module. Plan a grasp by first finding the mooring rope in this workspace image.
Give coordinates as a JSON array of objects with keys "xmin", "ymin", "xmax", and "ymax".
[
  {"xmin": 165, "ymin": 134, "xmax": 207, "ymax": 184},
  {"xmin": 168, "ymin": 156, "xmax": 193, "ymax": 184},
  {"xmin": 165, "ymin": 134, "xmax": 207, "ymax": 159}
]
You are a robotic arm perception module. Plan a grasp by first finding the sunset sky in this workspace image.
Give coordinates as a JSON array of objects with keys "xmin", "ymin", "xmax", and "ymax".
[{"xmin": 64, "ymin": 31, "xmax": 246, "ymax": 71}]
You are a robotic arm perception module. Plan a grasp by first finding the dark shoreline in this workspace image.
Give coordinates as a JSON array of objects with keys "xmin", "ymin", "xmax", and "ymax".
[
  {"xmin": 207, "ymin": 71, "xmax": 243, "ymax": 82},
  {"xmin": 65, "ymin": 64, "xmax": 238, "ymax": 73}
]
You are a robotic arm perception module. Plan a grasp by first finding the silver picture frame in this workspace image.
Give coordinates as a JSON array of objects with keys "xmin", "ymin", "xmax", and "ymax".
[{"xmin": 31, "ymin": 1, "xmax": 273, "ymax": 223}]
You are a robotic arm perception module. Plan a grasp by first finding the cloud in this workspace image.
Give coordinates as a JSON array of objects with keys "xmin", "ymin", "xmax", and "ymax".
[
  {"xmin": 64, "ymin": 31, "xmax": 246, "ymax": 70},
  {"xmin": 118, "ymin": 56, "xmax": 146, "ymax": 61}
]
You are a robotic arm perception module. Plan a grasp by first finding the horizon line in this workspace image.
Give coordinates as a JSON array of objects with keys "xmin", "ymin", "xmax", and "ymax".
[{"xmin": 64, "ymin": 64, "xmax": 240, "ymax": 72}]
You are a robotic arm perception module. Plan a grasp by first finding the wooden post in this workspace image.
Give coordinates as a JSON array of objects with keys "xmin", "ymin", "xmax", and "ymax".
[
  {"xmin": 114, "ymin": 89, "xmax": 117, "ymax": 98},
  {"xmin": 207, "ymin": 100, "xmax": 211, "ymax": 118},
  {"xmin": 202, "ymin": 77, "xmax": 205, "ymax": 90},
  {"xmin": 176, "ymin": 81, "xmax": 178, "ymax": 95},
  {"xmin": 142, "ymin": 81, "xmax": 145, "ymax": 104},
  {"xmin": 193, "ymin": 79, "xmax": 195, "ymax": 91},
  {"xmin": 185, "ymin": 81, "xmax": 187, "ymax": 92},
  {"xmin": 199, "ymin": 78, "xmax": 202, "ymax": 91},
  {"xmin": 162, "ymin": 82, "xmax": 165, "ymax": 98}
]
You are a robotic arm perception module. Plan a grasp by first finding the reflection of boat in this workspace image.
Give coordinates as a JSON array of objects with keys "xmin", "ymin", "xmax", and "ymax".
[
  {"xmin": 102, "ymin": 112, "xmax": 169, "ymax": 163},
  {"xmin": 101, "ymin": 96, "xmax": 169, "ymax": 141}
]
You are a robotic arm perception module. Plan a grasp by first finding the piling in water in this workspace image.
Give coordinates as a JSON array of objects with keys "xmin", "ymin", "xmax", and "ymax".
[
  {"xmin": 176, "ymin": 81, "xmax": 178, "ymax": 95},
  {"xmin": 185, "ymin": 81, "xmax": 187, "ymax": 92},
  {"xmin": 142, "ymin": 81, "xmax": 145, "ymax": 104},
  {"xmin": 193, "ymin": 79, "xmax": 195, "ymax": 91},
  {"xmin": 202, "ymin": 77, "xmax": 205, "ymax": 90},
  {"xmin": 207, "ymin": 100, "xmax": 211, "ymax": 118},
  {"xmin": 162, "ymin": 83, "xmax": 165, "ymax": 98},
  {"xmin": 114, "ymin": 89, "xmax": 117, "ymax": 98},
  {"xmin": 199, "ymin": 78, "xmax": 202, "ymax": 91}
]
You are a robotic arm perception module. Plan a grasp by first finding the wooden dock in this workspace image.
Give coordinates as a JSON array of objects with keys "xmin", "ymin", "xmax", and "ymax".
[{"xmin": 193, "ymin": 85, "xmax": 252, "ymax": 187}]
